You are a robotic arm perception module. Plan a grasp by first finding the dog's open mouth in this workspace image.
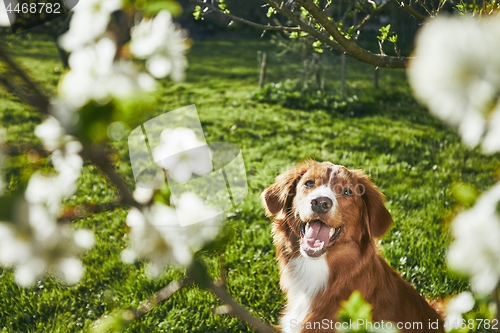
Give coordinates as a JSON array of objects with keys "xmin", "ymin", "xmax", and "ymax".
[{"xmin": 299, "ymin": 220, "xmax": 342, "ymax": 258}]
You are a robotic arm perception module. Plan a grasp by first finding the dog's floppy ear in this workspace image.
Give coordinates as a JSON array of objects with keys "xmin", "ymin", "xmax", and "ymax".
[
  {"xmin": 261, "ymin": 161, "xmax": 312, "ymax": 218},
  {"xmin": 353, "ymin": 170, "xmax": 393, "ymax": 238}
]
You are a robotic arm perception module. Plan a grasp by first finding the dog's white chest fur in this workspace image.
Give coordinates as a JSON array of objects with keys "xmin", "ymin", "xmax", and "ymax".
[{"xmin": 280, "ymin": 256, "xmax": 330, "ymax": 333}]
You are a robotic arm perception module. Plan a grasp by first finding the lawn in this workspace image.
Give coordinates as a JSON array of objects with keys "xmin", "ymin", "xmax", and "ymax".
[{"xmin": 0, "ymin": 29, "xmax": 499, "ymax": 332}]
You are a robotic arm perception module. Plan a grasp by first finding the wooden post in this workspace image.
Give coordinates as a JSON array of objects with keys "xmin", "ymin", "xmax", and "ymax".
[
  {"xmin": 313, "ymin": 53, "xmax": 321, "ymax": 89},
  {"xmin": 258, "ymin": 51, "xmax": 267, "ymax": 89},
  {"xmin": 302, "ymin": 58, "xmax": 310, "ymax": 90}
]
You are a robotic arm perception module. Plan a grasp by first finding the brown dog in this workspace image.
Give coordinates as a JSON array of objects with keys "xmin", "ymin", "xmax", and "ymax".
[{"xmin": 261, "ymin": 160, "xmax": 443, "ymax": 333}]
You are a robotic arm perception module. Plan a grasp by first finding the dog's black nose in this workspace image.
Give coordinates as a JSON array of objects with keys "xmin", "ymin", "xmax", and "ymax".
[{"xmin": 311, "ymin": 197, "xmax": 333, "ymax": 214}]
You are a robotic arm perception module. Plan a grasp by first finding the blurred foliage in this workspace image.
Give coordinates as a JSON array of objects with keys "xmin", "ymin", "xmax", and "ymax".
[
  {"xmin": 455, "ymin": 0, "xmax": 500, "ymax": 15},
  {"xmin": 132, "ymin": 0, "xmax": 183, "ymax": 16},
  {"xmin": 337, "ymin": 291, "xmax": 397, "ymax": 333},
  {"xmin": 451, "ymin": 183, "xmax": 479, "ymax": 208},
  {"xmin": 447, "ymin": 295, "xmax": 499, "ymax": 333}
]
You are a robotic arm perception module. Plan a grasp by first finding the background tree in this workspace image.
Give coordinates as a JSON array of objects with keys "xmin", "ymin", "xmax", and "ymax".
[{"xmin": 188, "ymin": 0, "xmax": 499, "ymax": 68}]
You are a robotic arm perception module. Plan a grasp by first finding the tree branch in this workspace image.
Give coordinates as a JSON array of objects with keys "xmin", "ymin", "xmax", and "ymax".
[
  {"xmin": 354, "ymin": 0, "xmax": 395, "ymax": 32},
  {"xmin": 294, "ymin": 0, "xmax": 410, "ymax": 68},
  {"xmin": 191, "ymin": 0, "xmax": 410, "ymax": 67},
  {"xmin": 265, "ymin": 0, "xmax": 346, "ymax": 54},
  {"xmin": 58, "ymin": 201, "xmax": 125, "ymax": 221},
  {"xmin": 0, "ymin": 44, "xmax": 50, "ymax": 113},
  {"xmin": 130, "ymin": 277, "xmax": 190, "ymax": 319},
  {"xmin": 207, "ymin": 279, "xmax": 278, "ymax": 333},
  {"xmin": 191, "ymin": 0, "xmax": 301, "ymax": 32},
  {"xmin": 79, "ymin": 145, "xmax": 140, "ymax": 209},
  {"xmin": 0, "ymin": 46, "xmax": 139, "ymax": 211},
  {"xmin": 395, "ymin": 0, "xmax": 428, "ymax": 21},
  {"xmin": 126, "ymin": 264, "xmax": 278, "ymax": 333},
  {"xmin": 2, "ymin": 29, "xmax": 277, "ymax": 333}
]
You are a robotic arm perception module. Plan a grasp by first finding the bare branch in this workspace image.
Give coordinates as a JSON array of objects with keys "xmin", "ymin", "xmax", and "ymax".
[
  {"xmin": 190, "ymin": 0, "xmax": 411, "ymax": 67},
  {"xmin": 294, "ymin": 0, "xmax": 410, "ymax": 68},
  {"xmin": 354, "ymin": 0, "xmax": 395, "ymax": 32},
  {"xmin": 416, "ymin": 0, "xmax": 434, "ymax": 17},
  {"xmin": 265, "ymin": 0, "xmax": 346, "ymax": 53},
  {"xmin": 0, "ymin": 44, "xmax": 50, "ymax": 113},
  {"xmin": 80, "ymin": 145, "xmax": 141, "ymax": 210},
  {"xmin": 191, "ymin": 0, "xmax": 301, "ymax": 32},
  {"xmin": 395, "ymin": 0, "xmax": 428, "ymax": 20},
  {"xmin": 207, "ymin": 279, "xmax": 278, "ymax": 333},
  {"xmin": 126, "ymin": 263, "xmax": 277, "ymax": 333},
  {"xmin": 2, "ymin": 22, "xmax": 279, "ymax": 333},
  {"xmin": 130, "ymin": 278, "xmax": 190, "ymax": 319},
  {"xmin": 0, "ymin": 50, "xmax": 139, "ymax": 210},
  {"xmin": 58, "ymin": 201, "xmax": 125, "ymax": 221}
]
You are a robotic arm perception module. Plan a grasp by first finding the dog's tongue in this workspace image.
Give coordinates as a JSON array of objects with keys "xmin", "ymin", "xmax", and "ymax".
[{"xmin": 304, "ymin": 221, "xmax": 330, "ymax": 248}]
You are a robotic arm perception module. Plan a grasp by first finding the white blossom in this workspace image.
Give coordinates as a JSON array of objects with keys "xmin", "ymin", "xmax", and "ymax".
[
  {"xmin": 153, "ymin": 127, "xmax": 212, "ymax": 183},
  {"xmin": 132, "ymin": 186, "xmax": 154, "ymax": 205},
  {"xmin": 1, "ymin": 141, "xmax": 92, "ymax": 286},
  {"xmin": 447, "ymin": 183, "xmax": 500, "ymax": 295},
  {"xmin": 52, "ymin": 140, "xmax": 83, "ymax": 175},
  {"xmin": 32, "ymin": 115, "xmax": 83, "ymax": 219},
  {"xmin": 130, "ymin": 10, "xmax": 188, "ymax": 80},
  {"xmin": 122, "ymin": 194, "xmax": 222, "ymax": 276},
  {"xmin": 25, "ymin": 139, "xmax": 82, "ymax": 217},
  {"xmin": 25, "ymin": 174, "xmax": 64, "ymax": 217},
  {"xmin": 60, "ymin": 38, "xmax": 156, "ymax": 108},
  {"xmin": 481, "ymin": 103, "xmax": 500, "ymax": 154},
  {"xmin": 173, "ymin": 191, "xmax": 222, "ymax": 227},
  {"xmin": 0, "ymin": 223, "xmax": 31, "ymax": 266},
  {"xmin": 3, "ymin": 114, "xmax": 90, "ymax": 287},
  {"xmin": 0, "ymin": 204, "xmax": 94, "ymax": 287},
  {"xmin": 445, "ymin": 292, "xmax": 475, "ymax": 330},
  {"xmin": 52, "ymin": 257, "xmax": 85, "ymax": 285},
  {"xmin": 34, "ymin": 116, "xmax": 70, "ymax": 152},
  {"xmin": 408, "ymin": 15, "xmax": 500, "ymax": 152},
  {"xmin": 48, "ymin": 99, "xmax": 78, "ymax": 130},
  {"xmin": 58, "ymin": 0, "xmax": 122, "ymax": 51}
]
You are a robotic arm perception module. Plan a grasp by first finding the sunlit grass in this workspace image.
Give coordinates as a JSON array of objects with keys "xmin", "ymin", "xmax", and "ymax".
[{"xmin": 0, "ymin": 30, "xmax": 499, "ymax": 332}]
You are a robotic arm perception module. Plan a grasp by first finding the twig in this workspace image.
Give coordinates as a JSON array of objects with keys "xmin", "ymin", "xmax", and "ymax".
[
  {"xmin": 191, "ymin": 0, "xmax": 300, "ymax": 32},
  {"xmin": 395, "ymin": 0, "xmax": 428, "ymax": 20},
  {"xmin": 207, "ymin": 279, "xmax": 278, "ymax": 333},
  {"xmin": 0, "ymin": 44, "xmax": 50, "ymax": 113},
  {"xmin": 415, "ymin": 0, "xmax": 434, "ymax": 17},
  {"xmin": 1, "ymin": 27, "xmax": 279, "ymax": 333},
  {"xmin": 265, "ymin": 0, "xmax": 345, "ymax": 54},
  {"xmin": 354, "ymin": 0, "xmax": 395, "ymax": 32},
  {"xmin": 1, "ymin": 143, "xmax": 47, "ymax": 157},
  {"xmin": 58, "ymin": 201, "xmax": 125, "ymax": 221},
  {"xmin": 293, "ymin": 0, "xmax": 409, "ymax": 68},
  {"xmin": 130, "ymin": 277, "xmax": 190, "ymax": 319},
  {"xmin": 80, "ymin": 145, "xmax": 140, "ymax": 209},
  {"xmin": 0, "ymin": 44, "xmax": 140, "ymax": 212},
  {"xmin": 127, "ymin": 263, "xmax": 277, "ymax": 333}
]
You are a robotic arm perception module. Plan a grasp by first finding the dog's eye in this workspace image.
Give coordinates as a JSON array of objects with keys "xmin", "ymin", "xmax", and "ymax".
[
  {"xmin": 343, "ymin": 188, "xmax": 353, "ymax": 196},
  {"xmin": 304, "ymin": 180, "xmax": 315, "ymax": 188}
]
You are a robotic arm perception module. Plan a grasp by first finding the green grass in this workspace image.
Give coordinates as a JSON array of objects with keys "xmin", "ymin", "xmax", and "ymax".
[{"xmin": 1, "ymin": 30, "xmax": 499, "ymax": 332}]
